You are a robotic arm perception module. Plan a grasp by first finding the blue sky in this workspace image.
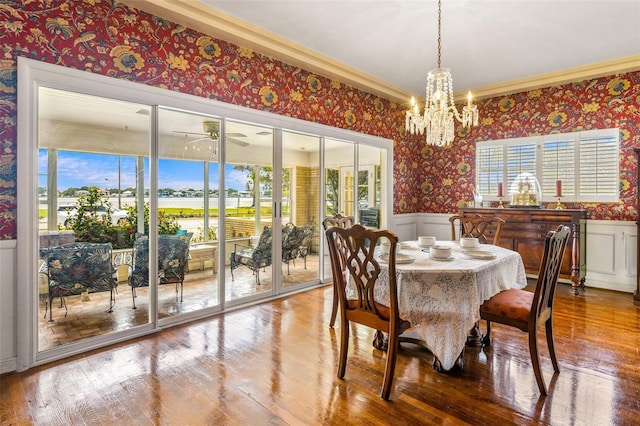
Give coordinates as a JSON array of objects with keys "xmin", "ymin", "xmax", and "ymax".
[{"xmin": 38, "ymin": 150, "xmax": 250, "ymax": 191}]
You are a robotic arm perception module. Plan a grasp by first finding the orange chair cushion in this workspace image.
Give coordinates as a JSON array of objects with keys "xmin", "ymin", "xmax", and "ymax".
[
  {"xmin": 480, "ymin": 288, "xmax": 533, "ymax": 323},
  {"xmin": 346, "ymin": 300, "xmax": 411, "ymax": 333}
]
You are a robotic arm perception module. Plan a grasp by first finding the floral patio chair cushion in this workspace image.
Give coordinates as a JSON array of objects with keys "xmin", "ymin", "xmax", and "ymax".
[
  {"xmin": 292, "ymin": 224, "xmax": 314, "ymax": 260},
  {"xmin": 130, "ymin": 233, "xmax": 192, "ymax": 288},
  {"xmin": 42, "ymin": 242, "xmax": 116, "ymax": 297},
  {"xmin": 232, "ymin": 226, "xmax": 273, "ymax": 271},
  {"xmin": 282, "ymin": 223, "xmax": 303, "ymax": 265}
]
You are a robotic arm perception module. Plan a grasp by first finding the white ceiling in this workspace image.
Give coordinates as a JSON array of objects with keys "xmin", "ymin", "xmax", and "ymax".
[{"xmin": 194, "ymin": 0, "xmax": 640, "ymax": 97}]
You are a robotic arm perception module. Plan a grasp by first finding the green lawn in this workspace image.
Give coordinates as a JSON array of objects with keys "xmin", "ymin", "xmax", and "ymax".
[{"xmin": 39, "ymin": 206, "xmax": 278, "ymax": 219}]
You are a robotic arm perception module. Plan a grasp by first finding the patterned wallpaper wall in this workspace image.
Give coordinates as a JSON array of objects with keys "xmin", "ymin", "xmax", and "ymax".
[
  {"xmin": 0, "ymin": 1, "xmax": 638, "ymax": 239},
  {"xmin": 412, "ymin": 74, "xmax": 640, "ymax": 220}
]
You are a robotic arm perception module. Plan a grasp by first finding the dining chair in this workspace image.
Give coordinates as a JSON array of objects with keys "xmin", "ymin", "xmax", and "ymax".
[
  {"xmin": 326, "ymin": 224, "xmax": 411, "ymax": 400},
  {"xmin": 479, "ymin": 225, "xmax": 570, "ymax": 395},
  {"xmin": 322, "ymin": 214, "xmax": 355, "ymax": 328},
  {"xmin": 449, "ymin": 213, "xmax": 505, "ymax": 245}
]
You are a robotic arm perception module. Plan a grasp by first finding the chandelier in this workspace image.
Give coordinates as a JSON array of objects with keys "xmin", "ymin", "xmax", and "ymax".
[{"xmin": 405, "ymin": 0, "xmax": 478, "ymax": 147}]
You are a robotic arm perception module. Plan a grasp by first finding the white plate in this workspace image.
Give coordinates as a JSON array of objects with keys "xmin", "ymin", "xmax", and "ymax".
[
  {"xmin": 463, "ymin": 250, "xmax": 497, "ymax": 259},
  {"xmin": 379, "ymin": 254, "xmax": 415, "ymax": 264},
  {"xmin": 430, "ymin": 254, "xmax": 455, "ymax": 261}
]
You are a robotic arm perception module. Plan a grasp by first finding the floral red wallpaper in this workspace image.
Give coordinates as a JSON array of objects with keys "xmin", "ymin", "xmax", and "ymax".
[
  {"xmin": 0, "ymin": 0, "xmax": 638, "ymax": 240},
  {"xmin": 418, "ymin": 74, "xmax": 640, "ymax": 220}
]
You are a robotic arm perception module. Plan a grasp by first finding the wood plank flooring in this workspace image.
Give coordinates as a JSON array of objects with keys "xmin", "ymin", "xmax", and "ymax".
[{"xmin": 2, "ymin": 283, "xmax": 640, "ymax": 425}]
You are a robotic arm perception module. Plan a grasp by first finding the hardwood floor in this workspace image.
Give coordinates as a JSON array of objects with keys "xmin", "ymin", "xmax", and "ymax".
[{"xmin": 2, "ymin": 283, "xmax": 639, "ymax": 425}]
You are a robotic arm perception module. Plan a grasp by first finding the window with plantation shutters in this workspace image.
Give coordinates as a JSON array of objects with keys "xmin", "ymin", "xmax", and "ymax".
[{"xmin": 476, "ymin": 128, "xmax": 619, "ymax": 202}]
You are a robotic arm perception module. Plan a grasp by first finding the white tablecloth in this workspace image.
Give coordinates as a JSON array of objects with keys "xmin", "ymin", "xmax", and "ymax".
[{"xmin": 372, "ymin": 241, "xmax": 527, "ymax": 371}]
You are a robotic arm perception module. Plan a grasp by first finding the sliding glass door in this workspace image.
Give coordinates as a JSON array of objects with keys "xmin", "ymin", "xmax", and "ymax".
[
  {"xmin": 281, "ymin": 131, "xmax": 321, "ymax": 290},
  {"xmin": 322, "ymin": 139, "xmax": 355, "ymax": 281},
  {"xmin": 19, "ymin": 58, "xmax": 392, "ymax": 368},
  {"xmin": 156, "ymin": 108, "xmax": 221, "ymax": 319},
  {"xmin": 37, "ymin": 87, "xmax": 151, "ymax": 352},
  {"xmin": 224, "ymin": 121, "xmax": 275, "ymax": 303}
]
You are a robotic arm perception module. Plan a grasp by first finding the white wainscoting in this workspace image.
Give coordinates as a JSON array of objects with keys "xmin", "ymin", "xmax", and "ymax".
[
  {"xmin": 585, "ymin": 220, "xmax": 637, "ymax": 293},
  {"xmin": 0, "ymin": 239, "xmax": 17, "ymax": 374}
]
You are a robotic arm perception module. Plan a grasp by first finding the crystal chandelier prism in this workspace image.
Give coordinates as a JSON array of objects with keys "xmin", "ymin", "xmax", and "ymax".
[{"xmin": 405, "ymin": 0, "xmax": 478, "ymax": 147}]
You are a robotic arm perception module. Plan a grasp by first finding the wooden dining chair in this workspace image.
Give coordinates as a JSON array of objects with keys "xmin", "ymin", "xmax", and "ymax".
[
  {"xmin": 449, "ymin": 213, "xmax": 505, "ymax": 245},
  {"xmin": 479, "ymin": 225, "xmax": 570, "ymax": 395},
  {"xmin": 322, "ymin": 214, "xmax": 355, "ymax": 328},
  {"xmin": 325, "ymin": 224, "xmax": 411, "ymax": 400}
]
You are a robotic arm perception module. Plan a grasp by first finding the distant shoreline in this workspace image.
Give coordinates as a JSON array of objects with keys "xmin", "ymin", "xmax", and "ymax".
[{"xmin": 41, "ymin": 196, "xmax": 262, "ymax": 210}]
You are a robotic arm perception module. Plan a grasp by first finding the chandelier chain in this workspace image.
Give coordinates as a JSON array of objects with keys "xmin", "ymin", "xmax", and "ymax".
[
  {"xmin": 437, "ymin": 0, "xmax": 441, "ymax": 69},
  {"xmin": 405, "ymin": 0, "xmax": 479, "ymax": 147}
]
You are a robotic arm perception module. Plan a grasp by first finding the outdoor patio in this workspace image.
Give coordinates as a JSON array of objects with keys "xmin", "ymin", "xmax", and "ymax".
[{"xmin": 38, "ymin": 254, "xmax": 321, "ymax": 350}]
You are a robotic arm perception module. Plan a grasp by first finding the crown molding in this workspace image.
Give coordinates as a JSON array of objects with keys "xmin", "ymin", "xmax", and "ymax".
[
  {"xmin": 468, "ymin": 55, "xmax": 640, "ymax": 100},
  {"xmin": 118, "ymin": 0, "xmax": 411, "ymax": 103},
  {"xmin": 119, "ymin": 1, "xmax": 640, "ymax": 105}
]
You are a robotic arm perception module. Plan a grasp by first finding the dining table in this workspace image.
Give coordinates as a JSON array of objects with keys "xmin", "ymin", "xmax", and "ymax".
[{"xmin": 371, "ymin": 240, "xmax": 527, "ymax": 372}]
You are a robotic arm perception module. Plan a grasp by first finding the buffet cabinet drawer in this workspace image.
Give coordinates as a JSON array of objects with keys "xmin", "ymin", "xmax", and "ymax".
[{"xmin": 459, "ymin": 207, "xmax": 586, "ymax": 294}]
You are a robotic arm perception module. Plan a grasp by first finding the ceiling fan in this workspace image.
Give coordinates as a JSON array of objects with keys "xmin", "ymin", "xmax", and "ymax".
[{"xmin": 173, "ymin": 121, "xmax": 250, "ymax": 154}]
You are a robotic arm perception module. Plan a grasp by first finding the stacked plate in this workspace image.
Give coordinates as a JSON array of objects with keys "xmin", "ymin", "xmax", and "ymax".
[
  {"xmin": 462, "ymin": 250, "xmax": 497, "ymax": 260},
  {"xmin": 379, "ymin": 254, "xmax": 415, "ymax": 264}
]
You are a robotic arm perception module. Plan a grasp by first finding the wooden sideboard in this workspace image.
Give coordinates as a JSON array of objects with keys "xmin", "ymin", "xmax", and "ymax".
[{"xmin": 459, "ymin": 207, "xmax": 586, "ymax": 294}]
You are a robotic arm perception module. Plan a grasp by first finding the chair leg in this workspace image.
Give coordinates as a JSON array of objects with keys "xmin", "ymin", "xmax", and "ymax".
[
  {"xmin": 132, "ymin": 287, "xmax": 137, "ymax": 309},
  {"xmin": 529, "ymin": 327, "xmax": 548, "ymax": 396},
  {"xmin": 179, "ymin": 281, "xmax": 184, "ymax": 302},
  {"xmin": 329, "ymin": 284, "xmax": 338, "ymax": 328},
  {"xmin": 337, "ymin": 319, "xmax": 350, "ymax": 379},
  {"xmin": 47, "ymin": 294, "xmax": 54, "ymax": 322},
  {"xmin": 107, "ymin": 289, "xmax": 114, "ymax": 313},
  {"xmin": 546, "ymin": 320, "xmax": 560, "ymax": 373},
  {"xmin": 381, "ymin": 330, "xmax": 400, "ymax": 400},
  {"xmin": 482, "ymin": 320, "xmax": 492, "ymax": 346}
]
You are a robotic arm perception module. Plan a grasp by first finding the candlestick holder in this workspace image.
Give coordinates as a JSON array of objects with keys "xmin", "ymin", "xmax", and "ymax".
[
  {"xmin": 554, "ymin": 196, "xmax": 564, "ymax": 210},
  {"xmin": 498, "ymin": 197, "xmax": 504, "ymax": 208}
]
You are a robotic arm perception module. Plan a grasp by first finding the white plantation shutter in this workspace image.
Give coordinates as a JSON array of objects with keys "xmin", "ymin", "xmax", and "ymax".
[
  {"xmin": 476, "ymin": 144, "xmax": 503, "ymax": 196},
  {"xmin": 542, "ymin": 134, "xmax": 576, "ymax": 196},
  {"xmin": 506, "ymin": 141, "xmax": 536, "ymax": 192},
  {"xmin": 577, "ymin": 130, "xmax": 618, "ymax": 201},
  {"xmin": 476, "ymin": 128, "xmax": 619, "ymax": 202}
]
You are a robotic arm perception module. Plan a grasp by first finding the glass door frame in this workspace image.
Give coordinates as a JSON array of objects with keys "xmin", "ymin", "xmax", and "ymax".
[{"xmin": 16, "ymin": 57, "xmax": 392, "ymax": 371}]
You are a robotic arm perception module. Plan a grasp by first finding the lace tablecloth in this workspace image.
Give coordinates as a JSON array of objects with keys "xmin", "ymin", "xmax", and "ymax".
[{"xmin": 372, "ymin": 241, "xmax": 527, "ymax": 371}]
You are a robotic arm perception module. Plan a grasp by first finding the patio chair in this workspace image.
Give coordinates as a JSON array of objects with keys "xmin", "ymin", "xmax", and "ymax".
[
  {"xmin": 282, "ymin": 223, "xmax": 315, "ymax": 275},
  {"xmin": 129, "ymin": 233, "xmax": 192, "ymax": 309},
  {"xmin": 230, "ymin": 226, "xmax": 273, "ymax": 284},
  {"xmin": 39, "ymin": 242, "xmax": 117, "ymax": 322}
]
